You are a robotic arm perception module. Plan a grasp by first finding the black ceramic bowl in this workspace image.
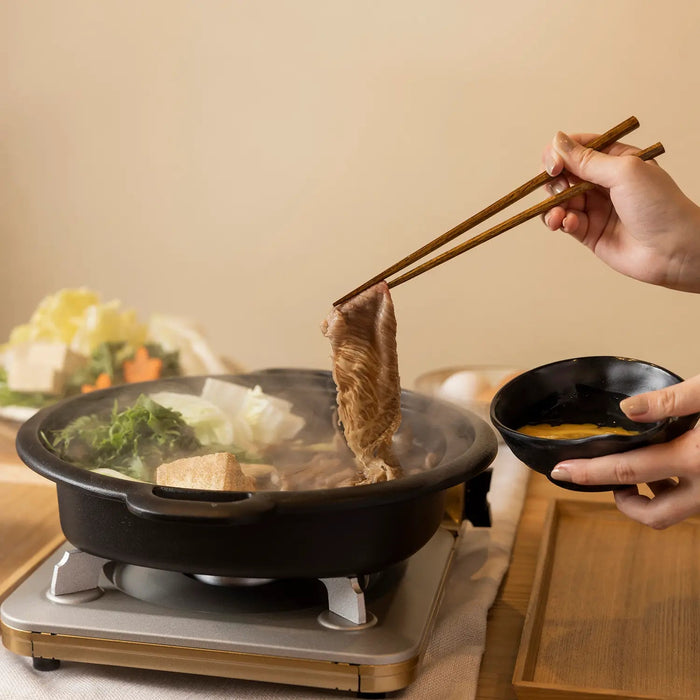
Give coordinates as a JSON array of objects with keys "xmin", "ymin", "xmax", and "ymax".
[{"xmin": 490, "ymin": 356, "xmax": 700, "ymax": 492}]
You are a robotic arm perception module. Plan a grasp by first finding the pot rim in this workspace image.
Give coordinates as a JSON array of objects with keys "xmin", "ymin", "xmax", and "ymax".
[{"xmin": 16, "ymin": 368, "xmax": 498, "ymax": 517}]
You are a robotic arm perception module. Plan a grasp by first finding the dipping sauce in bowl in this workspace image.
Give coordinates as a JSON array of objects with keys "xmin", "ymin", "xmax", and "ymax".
[
  {"xmin": 517, "ymin": 423, "xmax": 640, "ymax": 439},
  {"xmin": 490, "ymin": 356, "xmax": 700, "ymax": 492}
]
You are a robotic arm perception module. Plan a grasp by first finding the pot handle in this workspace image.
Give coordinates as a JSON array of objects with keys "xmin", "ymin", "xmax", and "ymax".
[{"xmin": 124, "ymin": 487, "xmax": 277, "ymax": 524}]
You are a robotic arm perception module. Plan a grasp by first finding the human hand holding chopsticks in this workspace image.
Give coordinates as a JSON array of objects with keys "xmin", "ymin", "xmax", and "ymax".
[
  {"xmin": 541, "ymin": 131, "xmax": 700, "ymax": 293},
  {"xmin": 334, "ymin": 116, "xmax": 662, "ymax": 306},
  {"xmin": 541, "ymin": 127, "xmax": 700, "ymax": 528}
]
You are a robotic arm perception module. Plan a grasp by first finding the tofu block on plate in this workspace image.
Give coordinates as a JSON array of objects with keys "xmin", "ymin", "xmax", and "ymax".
[
  {"xmin": 156, "ymin": 452, "xmax": 255, "ymax": 491},
  {"xmin": 6, "ymin": 342, "xmax": 87, "ymax": 395}
]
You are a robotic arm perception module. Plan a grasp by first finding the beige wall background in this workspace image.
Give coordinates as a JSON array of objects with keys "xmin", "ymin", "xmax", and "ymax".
[{"xmin": 2, "ymin": 1, "xmax": 699, "ymax": 387}]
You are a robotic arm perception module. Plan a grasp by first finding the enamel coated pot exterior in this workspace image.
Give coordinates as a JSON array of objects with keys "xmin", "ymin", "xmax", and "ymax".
[
  {"xmin": 16, "ymin": 369, "xmax": 497, "ymax": 578},
  {"xmin": 53, "ymin": 481, "xmax": 448, "ymax": 578}
]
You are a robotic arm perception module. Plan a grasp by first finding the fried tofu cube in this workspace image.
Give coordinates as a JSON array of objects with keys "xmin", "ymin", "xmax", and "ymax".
[{"xmin": 156, "ymin": 452, "xmax": 255, "ymax": 491}]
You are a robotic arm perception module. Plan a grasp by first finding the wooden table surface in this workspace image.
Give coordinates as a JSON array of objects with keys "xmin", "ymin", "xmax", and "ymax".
[
  {"xmin": 0, "ymin": 418, "xmax": 614, "ymax": 698},
  {"xmin": 0, "ymin": 420, "xmax": 65, "ymax": 602},
  {"xmin": 475, "ymin": 464, "xmax": 611, "ymax": 699}
]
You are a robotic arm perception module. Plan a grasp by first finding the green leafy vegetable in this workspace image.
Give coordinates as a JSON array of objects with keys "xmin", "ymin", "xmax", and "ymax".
[
  {"xmin": 0, "ymin": 341, "xmax": 181, "ymax": 410},
  {"xmin": 65, "ymin": 341, "xmax": 180, "ymax": 391},
  {"xmin": 45, "ymin": 395, "xmax": 201, "ymax": 481}
]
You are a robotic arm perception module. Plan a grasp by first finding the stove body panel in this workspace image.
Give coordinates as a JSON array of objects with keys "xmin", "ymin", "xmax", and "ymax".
[{"xmin": 1, "ymin": 527, "xmax": 459, "ymax": 694}]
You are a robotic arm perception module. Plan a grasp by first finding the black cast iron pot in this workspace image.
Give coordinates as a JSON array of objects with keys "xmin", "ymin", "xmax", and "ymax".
[{"xmin": 16, "ymin": 368, "xmax": 497, "ymax": 578}]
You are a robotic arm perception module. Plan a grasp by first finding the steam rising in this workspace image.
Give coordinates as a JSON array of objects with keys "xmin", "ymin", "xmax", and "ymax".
[{"xmin": 43, "ymin": 372, "xmax": 480, "ymax": 491}]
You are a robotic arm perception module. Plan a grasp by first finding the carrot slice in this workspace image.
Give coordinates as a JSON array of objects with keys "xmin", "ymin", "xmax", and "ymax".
[
  {"xmin": 81, "ymin": 372, "xmax": 112, "ymax": 393},
  {"xmin": 123, "ymin": 346, "xmax": 163, "ymax": 384}
]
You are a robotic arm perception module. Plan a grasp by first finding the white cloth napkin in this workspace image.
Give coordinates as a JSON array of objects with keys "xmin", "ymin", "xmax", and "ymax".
[{"xmin": 0, "ymin": 447, "xmax": 529, "ymax": 700}]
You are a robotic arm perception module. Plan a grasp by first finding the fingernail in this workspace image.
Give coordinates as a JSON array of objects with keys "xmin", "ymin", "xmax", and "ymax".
[
  {"xmin": 620, "ymin": 396, "xmax": 649, "ymax": 416},
  {"xmin": 544, "ymin": 152, "xmax": 559, "ymax": 176},
  {"xmin": 554, "ymin": 131, "xmax": 575, "ymax": 154},
  {"xmin": 543, "ymin": 212, "xmax": 551, "ymax": 227},
  {"xmin": 551, "ymin": 179, "xmax": 568, "ymax": 195},
  {"xmin": 551, "ymin": 465, "xmax": 572, "ymax": 482}
]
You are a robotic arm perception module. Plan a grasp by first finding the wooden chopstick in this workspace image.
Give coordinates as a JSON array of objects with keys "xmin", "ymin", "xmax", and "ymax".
[
  {"xmin": 333, "ymin": 116, "xmax": 640, "ymax": 306},
  {"xmin": 386, "ymin": 142, "xmax": 665, "ymax": 290}
]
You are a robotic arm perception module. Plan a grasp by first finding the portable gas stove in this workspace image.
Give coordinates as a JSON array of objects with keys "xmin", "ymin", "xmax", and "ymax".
[{"xmin": 1, "ymin": 476, "xmax": 491, "ymax": 697}]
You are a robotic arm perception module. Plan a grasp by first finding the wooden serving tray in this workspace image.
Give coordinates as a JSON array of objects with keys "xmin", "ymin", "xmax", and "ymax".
[{"xmin": 513, "ymin": 499, "xmax": 700, "ymax": 700}]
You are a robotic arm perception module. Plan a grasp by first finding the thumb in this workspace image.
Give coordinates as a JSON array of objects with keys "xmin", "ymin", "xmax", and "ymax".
[
  {"xmin": 553, "ymin": 131, "xmax": 622, "ymax": 189},
  {"xmin": 620, "ymin": 375, "xmax": 700, "ymax": 422}
]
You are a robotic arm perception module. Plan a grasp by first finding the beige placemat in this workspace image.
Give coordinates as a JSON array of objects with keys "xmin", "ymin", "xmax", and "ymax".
[{"xmin": 0, "ymin": 446, "xmax": 528, "ymax": 700}]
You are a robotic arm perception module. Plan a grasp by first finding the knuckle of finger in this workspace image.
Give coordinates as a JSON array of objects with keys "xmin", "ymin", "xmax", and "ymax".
[
  {"xmin": 577, "ymin": 146, "xmax": 596, "ymax": 173},
  {"xmin": 645, "ymin": 514, "xmax": 672, "ymax": 531},
  {"xmin": 573, "ymin": 464, "xmax": 594, "ymax": 485},
  {"xmin": 655, "ymin": 388, "xmax": 679, "ymax": 416},
  {"xmin": 619, "ymin": 155, "xmax": 645, "ymax": 180},
  {"xmin": 612, "ymin": 460, "xmax": 636, "ymax": 484}
]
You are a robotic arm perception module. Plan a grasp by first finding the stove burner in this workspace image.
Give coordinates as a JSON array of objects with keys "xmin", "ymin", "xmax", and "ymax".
[
  {"xmin": 44, "ymin": 549, "xmax": 400, "ymax": 626},
  {"xmin": 1, "ymin": 529, "xmax": 459, "ymax": 696},
  {"xmin": 191, "ymin": 575, "xmax": 274, "ymax": 587},
  {"xmin": 107, "ymin": 560, "xmax": 329, "ymax": 617}
]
